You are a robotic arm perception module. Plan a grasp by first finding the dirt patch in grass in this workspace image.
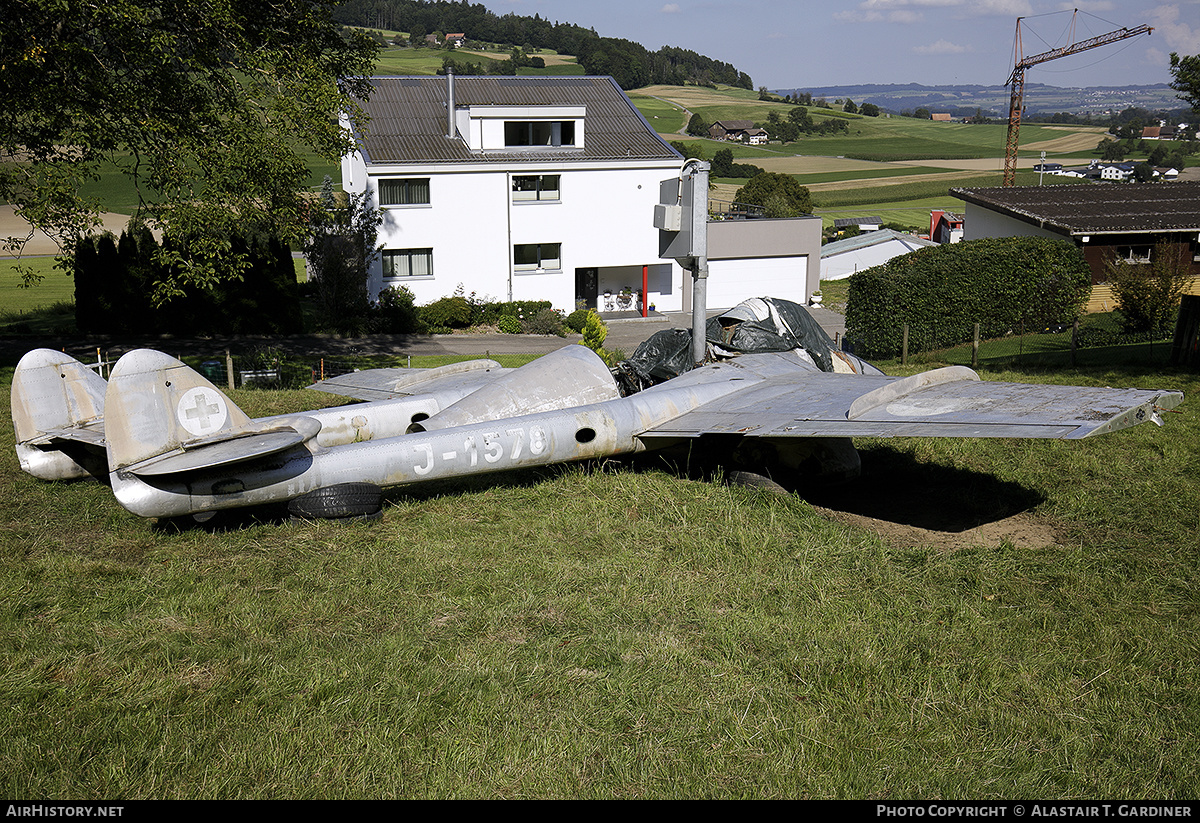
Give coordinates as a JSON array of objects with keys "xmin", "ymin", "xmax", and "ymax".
[
  {"xmin": 802, "ymin": 445, "xmax": 1061, "ymax": 549},
  {"xmin": 816, "ymin": 507, "xmax": 1063, "ymax": 550}
]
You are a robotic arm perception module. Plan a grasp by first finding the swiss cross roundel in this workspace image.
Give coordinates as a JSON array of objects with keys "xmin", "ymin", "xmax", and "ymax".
[{"xmin": 176, "ymin": 387, "xmax": 228, "ymax": 437}]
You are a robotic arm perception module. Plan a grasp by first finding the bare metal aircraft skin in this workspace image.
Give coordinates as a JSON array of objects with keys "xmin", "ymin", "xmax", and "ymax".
[{"xmin": 10, "ymin": 332, "xmax": 1183, "ymax": 521}]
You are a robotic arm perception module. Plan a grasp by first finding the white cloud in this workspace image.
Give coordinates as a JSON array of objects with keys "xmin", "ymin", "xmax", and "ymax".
[
  {"xmin": 660, "ymin": 3, "xmax": 681, "ymax": 12},
  {"xmin": 914, "ymin": 39, "xmax": 970, "ymax": 55},
  {"xmin": 1055, "ymin": 1, "xmax": 1116, "ymax": 11},
  {"xmin": 1150, "ymin": 3, "xmax": 1200, "ymax": 55},
  {"xmin": 836, "ymin": 0, "xmax": 1032, "ymax": 24}
]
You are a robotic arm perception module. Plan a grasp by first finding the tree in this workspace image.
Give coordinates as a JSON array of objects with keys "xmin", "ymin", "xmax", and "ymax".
[
  {"xmin": 1170, "ymin": 52, "xmax": 1200, "ymax": 113},
  {"xmin": 1131, "ymin": 162, "xmax": 1156, "ymax": 183},
  {"xmin": 1106, "ymin": 241, "xmax": 1194, "ymax": 336},
  {"xmin": 1098, "ymin": 138, "xmax": 1128, "ymax": 161},
  {"xmin": 0, "ymin": 0, "xmax": 378, "ymax": 301},
  {"xmin": 843, "ymin": 99, "xmax": 858, "ymax": 114},
  {"xmin": 304, "ymin": 177, "xmax": 382, "ymax": 335},
  {"xmin": 734, "ymin": 173, "xmax": 812, "ymax": 217}
]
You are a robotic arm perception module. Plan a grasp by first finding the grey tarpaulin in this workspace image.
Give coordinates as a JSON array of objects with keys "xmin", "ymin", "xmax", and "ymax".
[{"xmin": 612, "ymin": 298, "xmax": 839, "ymax": 395}]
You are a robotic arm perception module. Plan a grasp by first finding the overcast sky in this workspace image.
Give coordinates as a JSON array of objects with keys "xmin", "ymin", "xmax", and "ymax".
[{"xmin": 486, "ymin": 0, "xmax": 1200, "ymax": 91}]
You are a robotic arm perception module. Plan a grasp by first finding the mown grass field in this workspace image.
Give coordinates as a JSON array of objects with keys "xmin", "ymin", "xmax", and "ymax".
[{"xmin": 0, "ymin": 358, "xmax": 1196, "ymax": 798}]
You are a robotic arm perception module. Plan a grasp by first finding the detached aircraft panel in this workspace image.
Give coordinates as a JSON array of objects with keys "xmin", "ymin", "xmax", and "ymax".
[{"xmin": 311, "ymin": 359, "xmax": 509, "ymax": 402}]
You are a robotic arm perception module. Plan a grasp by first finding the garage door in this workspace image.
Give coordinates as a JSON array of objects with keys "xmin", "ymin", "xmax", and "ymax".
[{"xmin": 706, "ymin": 256, "xmax": 808, "ymax": 309}]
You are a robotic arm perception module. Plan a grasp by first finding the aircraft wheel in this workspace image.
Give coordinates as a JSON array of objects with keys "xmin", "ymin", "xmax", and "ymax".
[{"xmin": 288, "ymin": 482, "xmax": 384, "ymax": 521}]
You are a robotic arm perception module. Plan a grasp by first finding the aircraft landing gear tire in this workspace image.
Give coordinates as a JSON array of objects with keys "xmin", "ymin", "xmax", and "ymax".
[{"xmin": 288, "ymin": 482, "xmax": 384, "ymax": 522}]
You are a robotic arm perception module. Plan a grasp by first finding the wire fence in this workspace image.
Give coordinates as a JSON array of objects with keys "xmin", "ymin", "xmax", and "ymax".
[
  {"xmin": 841, "ymin": 318, "xmax": 1182, "ymax": 370},
  {"xmin": 75, "ymin": 346, "xmax": 546, "ymax": 391}
]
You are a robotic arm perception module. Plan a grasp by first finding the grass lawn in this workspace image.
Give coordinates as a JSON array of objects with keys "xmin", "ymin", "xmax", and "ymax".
[
  {"xmin": 0, "ymin": 359, "xmax": 1196, "ymax": 798},
  {"xmin": 0, "ymin": 258, "xmax": 76, "ymax": 335}
]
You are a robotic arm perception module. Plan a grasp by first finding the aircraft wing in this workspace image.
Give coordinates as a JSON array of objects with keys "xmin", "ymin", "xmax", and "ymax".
[
  {"xmin": 639, "ymin": 365, "xmax": 1183, "ymax": 441},
  {"xmin": 309, "ymin": 358, "xmax": 509, "ymax": 402}
]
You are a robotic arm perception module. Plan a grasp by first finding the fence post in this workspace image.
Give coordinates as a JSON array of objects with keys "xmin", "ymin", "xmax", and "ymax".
[
  {"xmin": 972, "ymin": 323, "xmax": 980, "ymax": 370},
  {"xmin": 1071, "ymin": 319, "xmax": 1078, "ymax": 368},
  {"xmin": 901, "ymin": 324, "xmax": 909, "ymax": 366},
  {"xmin": 225, "ymin": 349, "xmax": 234, "ymax": 390}
]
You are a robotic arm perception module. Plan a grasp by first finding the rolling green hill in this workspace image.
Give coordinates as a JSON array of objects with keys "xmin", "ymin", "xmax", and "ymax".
[{"xmin": 624, "ymin": 84, "xmax": 1142, "ymax": 228}]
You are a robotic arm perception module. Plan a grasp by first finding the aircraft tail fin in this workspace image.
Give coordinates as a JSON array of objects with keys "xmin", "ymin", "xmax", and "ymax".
[
  {"xmin": 104, "ymin": 349, "xmax": 319, "ymax": 479},
  {"xmin": 12, "ymin": 349, "xmax": 110, "ymax": 480},
  {"xmin": 104, "ymin": 349, "xmax": 256, "ymax": 472}
]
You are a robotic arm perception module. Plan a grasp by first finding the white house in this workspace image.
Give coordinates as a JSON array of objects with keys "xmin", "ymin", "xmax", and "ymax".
[
  {"xmin": 340, "ymin": 75, "xmax": 684, "ymax": 312},
  {"xmin": 340, "ymin": 75, "xmax": 819, "ymax": 313},
  {"xmin": 819, "ymin": 229, "xmax": 936, "ymax": 281}
]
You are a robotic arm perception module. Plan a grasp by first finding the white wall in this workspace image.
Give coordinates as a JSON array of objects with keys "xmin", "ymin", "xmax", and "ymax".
[
  {"xmin": 367, "ymin": 162, "xmax": 684, "ymax": 312},
  {"xmin": 961, "ymin": 204, "xmax": 1063, "ymax": 242}
]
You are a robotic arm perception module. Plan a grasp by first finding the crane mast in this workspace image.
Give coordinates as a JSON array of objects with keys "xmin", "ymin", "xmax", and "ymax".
[{"xmin": 1003, "ymin": 15, "xmax": 1153, "ymax": 186}]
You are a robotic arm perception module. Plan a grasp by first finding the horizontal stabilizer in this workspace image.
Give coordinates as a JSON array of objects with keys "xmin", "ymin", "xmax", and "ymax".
[
  {"xmin": 123, "ymin": 416, "xmax": 321, "ymax": 477},
  {"xmin": 25, "ymin": 424, "xmax": 107, "ymax": 448}
]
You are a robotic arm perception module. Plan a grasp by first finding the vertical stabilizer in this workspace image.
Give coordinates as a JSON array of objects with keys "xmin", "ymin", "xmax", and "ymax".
[
  {"xmin": 104, "ymin": 349, "xmax": 254, "ymax": 472},
  {"xmin": 11, "ymin": 349, "xmax": 109, "ymax": 480}
]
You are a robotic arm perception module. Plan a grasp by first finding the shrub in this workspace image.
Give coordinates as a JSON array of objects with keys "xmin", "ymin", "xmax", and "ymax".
[
  {"xmin": 521, "ymin": 307, "xmax": 566, "ymax": 336},
  {"xmin": 578, "ymin": 309, "xmax": 622, "ymax": 365},
  {"xmin": 497, "ymin": 315, "xmax": 522, "ymax": 334},
  {"xmin": 565, "ymin": 308, "xmax": 591, "ymax": 333},
  {"xmin": 1105, "ymin": 241, "xmax": 1192, "ymax": 336},
  {"xmin": 418, "ymin": 295, "xmax": 474, "ymax": 329},
  {"xmin": 845, "ymin": 236, "xmax": 1091, "ymax": 360},
  {"xmin": 371, "ymin": 285, "xmax": 424, "ymax": 334},
  {"xmin": 474, "ymin": 300, "xmax": 553, "ymax": 326}
]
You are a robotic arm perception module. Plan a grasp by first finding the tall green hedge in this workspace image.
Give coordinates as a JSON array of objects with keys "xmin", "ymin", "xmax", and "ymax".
[
  {"xmin": 844, "ymin": 237, "xmax": 1091, "ymax": 360},
  {"xmin": 74, "ymin": 228, "xmax": 302, "ymax": 336}
]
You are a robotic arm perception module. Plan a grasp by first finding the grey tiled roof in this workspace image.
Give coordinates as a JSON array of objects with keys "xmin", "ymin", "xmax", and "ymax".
[
  {"xmin": 352, "ymin": 75, "xmax": 681, "ymax": 165},
  {"xmin": 951, "ymin": 183, "xmax": 1200, "ymax": 235}
]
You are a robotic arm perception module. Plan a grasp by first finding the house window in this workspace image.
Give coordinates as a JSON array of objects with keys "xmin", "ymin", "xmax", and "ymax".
[
  {"xmin": 512, "ymin": 174, "xmax": 561, "ymax": 202},
  {"xmin": 383, "ymin": 248, "xmax": 433, "ymax": 279},
  {"xmin": 504, "ymin": 121, "xmax": 575, "ymax": 147},
  {"xmin": 1117, "ymin": 246, "xmax": 1152, "ymax": 264},
  {"xmin": 513, "ymin": 243, "xmax": 561, "ymax": 272},
  {"xmin": 378, "ymin": 178, "xmax": 430, "ymax": 206}
]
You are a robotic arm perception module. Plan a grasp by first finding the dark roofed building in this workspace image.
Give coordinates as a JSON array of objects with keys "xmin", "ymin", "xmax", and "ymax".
[
  {"xmin": 951, "ymin": 183, "xmax": 1200, "ymax": 283},
  {"xmin": 709, "ymin": 120, "xmax": 757, "ymax": 141},
  {"xmin": 833, "ymin": 216, "xmax": 883, "ymax": 233}
]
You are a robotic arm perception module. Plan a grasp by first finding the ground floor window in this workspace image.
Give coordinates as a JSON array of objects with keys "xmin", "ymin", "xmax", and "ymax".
[
  {"xmin": 513, "ymin": 243, "xmax": 561, "ymax": 272},
  {"xmin": 383, "ymin": 248, "xmax": 433, "ymax": 278}
]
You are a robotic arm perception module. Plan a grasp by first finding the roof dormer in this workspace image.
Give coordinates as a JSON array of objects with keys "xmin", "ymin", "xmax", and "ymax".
[{"xmin": 458, "ymin": 105, "xmax": 586, "ymax": 153}]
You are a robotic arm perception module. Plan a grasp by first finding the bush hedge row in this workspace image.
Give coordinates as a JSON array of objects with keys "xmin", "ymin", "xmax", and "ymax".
[
  {"xmin": 75, "ymin": 227, "xmax": 303, "ymax": 336},
  {"xmin": 844, "ymin": 237, "xmax": 1092, "ymax": 360}
]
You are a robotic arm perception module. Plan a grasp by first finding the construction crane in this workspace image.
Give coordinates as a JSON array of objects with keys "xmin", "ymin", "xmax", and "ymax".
[{"xmin": 1003, "ymin": 13, "xmax": 1153, "ymax": 186}]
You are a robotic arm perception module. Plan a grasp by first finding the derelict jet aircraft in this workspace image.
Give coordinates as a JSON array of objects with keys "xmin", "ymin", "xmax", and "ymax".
[{"xmin": 10, "ymin": 298, "xmax": 1184, "ymax": 523}]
